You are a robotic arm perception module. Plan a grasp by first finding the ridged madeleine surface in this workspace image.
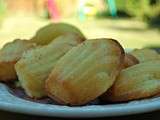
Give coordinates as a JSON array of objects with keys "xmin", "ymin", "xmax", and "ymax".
[
  {"xmin": 102, "ymin": 60, "xmax": 160, "ymax": 102},
  {"xmin": 122, "ymin": 53, "xmax": 139, "ymax": 68},
  {"xmin": 130, "ymin": 48, "xmax": 160, "ymax": 63},
  {"xmin": 15, "ymin": 34, "xmax": 84, "ymax": 98},
  {"xmin": 31, "ymin": 23, "xmax": 86, "ymax": 45},
  {"xmin": 45, "ymin": 38, "xmax": 124, "ymax": 105},
  {"xmin": 0, "ymin": 39, "xmax": 36, "ymax": 81}
]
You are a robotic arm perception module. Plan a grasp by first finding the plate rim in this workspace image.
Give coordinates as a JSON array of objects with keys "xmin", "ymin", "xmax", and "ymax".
[{"xmin": 0, "ymin": 83, "xmax": 160, "ymax": 118}]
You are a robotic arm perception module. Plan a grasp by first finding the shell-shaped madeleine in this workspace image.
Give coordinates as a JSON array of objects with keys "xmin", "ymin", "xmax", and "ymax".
[
  {"xmin": 45, "ymin": 38, "xmax": 124, "ymax": 105},
  {"xmin": 0, "ymin": 39, "xmax": 36, "ymax": 81},
  {"xmin": 30, "ymin": 23, "xmax": 86, "ymax": 45},
  {"xmin": 102, "ymin": 60, "xmax": 160, "ymax": 102},
  {"xmin": 130, "ymin": 48, "xmax": 160, "ymax": 63},
  {"xmin": 122, "ymin": 53, "xmax": 139, "ymax": 69},
  {"xmin": 15, "ymin": 34, "xmax": 84, "ymax": 98}
]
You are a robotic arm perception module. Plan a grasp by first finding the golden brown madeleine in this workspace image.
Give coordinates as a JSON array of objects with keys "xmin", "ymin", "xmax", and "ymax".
[
  {"xmin": 102, "ymin": 60, "xmax": 160, "ymax": 102},
  {"xmin": 130, "ymin": 48, "xmax": 160, "ymax": 63},
  {"xmin": 154, "ymin": 93, "xmax": 160, "ymax": 97},
  {"xmin": 45, "ymin": 38, "xmax": 125, "ymax": 105},
  {"xmin": 0, "ymin": 39, "xmax": 36, "ymax": 81},
  {"xmin": 30, "ymin": 23, "xmax": 86, "ymax": 45},
  {"xmin": 15, "ymin": 34, "xmax": 84, "ymax": 98},
  {"xmin": 122, "ymin": 53, "xmax": 139, "ymax": 69}
]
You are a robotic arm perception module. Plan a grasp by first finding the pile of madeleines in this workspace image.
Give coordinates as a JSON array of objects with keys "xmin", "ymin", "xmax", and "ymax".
[{"xmin": 0, "ymin": 23, "xmax": 160, "ymax": 106}]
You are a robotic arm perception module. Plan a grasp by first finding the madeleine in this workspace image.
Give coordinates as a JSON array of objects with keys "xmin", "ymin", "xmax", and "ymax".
[
  {"xmin": 45, "ymin": 38, "xmax": 124, "ymax": 105},
  {"xmin": 15, "ymin": 34, "xmax": 84, "ymax": 98},
  {"xmin": 0, "ymin": 39, "xmax": 36, "ymax": 81},
  {"xmin": 130, "ymin": 48, "xmax": 160, "ymax": 63},
  {"xmin": 122, "ymin": 53, "xmax": 139, "ymax": 68},
  {"xmin": 102, "ymin": 60, "xmax": 160, "ymax": 102},
  {"xmin": 30, "ymin": 23, "xmax": 86, "ymax": 45}
]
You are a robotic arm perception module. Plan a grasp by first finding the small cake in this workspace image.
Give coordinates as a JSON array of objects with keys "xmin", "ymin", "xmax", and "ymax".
[
  {"xmin": 15, "ymin": 34, "xmax": 84, "ymax": 98},
  {"xmin": 101, "ymin": 60, "xmax": 160, "ymax": 102},
  {"xmin": 45, "ymin": 38, "xmax": 124, "ymax": 105},
  {"xmin": 31, "ymin": 23, "xmax": 86, "ymax": 45},
  {"xmin": 122, "ymin": 53, "xmax": 139, "ymax": 68},
  {"xmin": 130, "ymin": 48, "xmax": 160, "ymax": 63},
  {"xmin": 0, "ymin": 39, "xmax": 36, "ymax": 81}
]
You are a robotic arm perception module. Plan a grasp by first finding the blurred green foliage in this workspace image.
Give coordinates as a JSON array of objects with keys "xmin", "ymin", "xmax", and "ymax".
[
  {"xmin": 146, "ymin": 4, "xmax": 160, "ymax": 28},
  {"xmin": 97, "ymin": 0, "xmax": 160, "ymax": 28},
  {"xmin": 116, "ymin": 0, "xmax": 160, "ymax": 27},
  {"xmin": 0, "ymin": 0, "xmax": 6, "ymax": 26},
  {"xmin": 116, "ymin": 0, "xmax": 149, "ymax": 18}
]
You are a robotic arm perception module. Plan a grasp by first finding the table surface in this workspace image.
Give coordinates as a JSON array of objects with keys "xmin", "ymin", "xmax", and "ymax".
[{"xmin": 0, "ymin": 110, "xmax": 160, "ymax": 120}]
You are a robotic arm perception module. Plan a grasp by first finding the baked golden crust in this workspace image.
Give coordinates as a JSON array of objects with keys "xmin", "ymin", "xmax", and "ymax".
[
  {"xmin": 30, "ymin": 23, "xmax": 86, "ymax": 45},
  {"xmin": 15, "ymin": 34, "xmax": 84, "ymax": 98},
  {"xmin": 45, "ymin": 38, "xmax": 125, "ymax": 105},
  {"xmin": 122, "ymin": 53, "xmax": 139, "ymax": 68},
  {"xmin": 101, "ymin": 60, "xmax": 160, "ymax": 102},
  {"xmin": 130, "ymin": 48, "xmax": 160, "ymax": 63},
  {"xmin": 0, "ymin": 39, "xmax": 36, "ymax": 81}
]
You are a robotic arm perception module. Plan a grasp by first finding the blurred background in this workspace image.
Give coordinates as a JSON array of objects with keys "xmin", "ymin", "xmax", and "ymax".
[{"xmin": 0, "ymin": 0, "xmax": 159, "ymax": 48}]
